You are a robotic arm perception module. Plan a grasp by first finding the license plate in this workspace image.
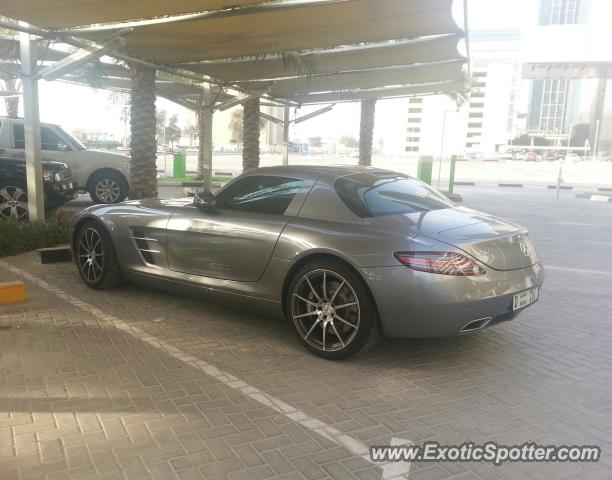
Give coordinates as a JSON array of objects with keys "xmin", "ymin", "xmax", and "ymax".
[{"xmin": 513, "ymin": 287, "xmax": 539, "ymax": 311}]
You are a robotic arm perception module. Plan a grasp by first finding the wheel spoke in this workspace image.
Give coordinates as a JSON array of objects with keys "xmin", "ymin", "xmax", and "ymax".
[
  {"xmin": 304, "ymin": 318, "xmax": 321, "ymax": 339},
  {"xmin": 322, "ymin": 322, "xmax": 327, "ymax": 351},
  {"xmin": 330, "ymin": 322, "xmax": 345, "ymax": 347},
  {"xmin": 293, "ymin": 311, "xmax": 318, "ymax": 320},
  {"xmin": 335, "ymin": 314, "xmax": 358, "ymax": 330},
  {"xmin": 293, "ymin": 293, "xmax": 319, "ymax": 308},
  {"xmin": 322, "ymin": 271, "xmax": 327, "ymax": 301},
  {"xmin": 334, "ymin": 302, "xmax": 358, "ymax": 310},
  {"xmin": 305, "ymin": 276, "xmax": 322, "ymax": 303},
  {"xmin": 329, "ymin": 280, "xmax": 346, "ymax": 303}
]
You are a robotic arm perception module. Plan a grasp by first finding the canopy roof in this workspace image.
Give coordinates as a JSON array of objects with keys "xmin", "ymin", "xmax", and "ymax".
[{"xmin": 1, "ymin": 0, "xmax": 469, "ymax": 106}]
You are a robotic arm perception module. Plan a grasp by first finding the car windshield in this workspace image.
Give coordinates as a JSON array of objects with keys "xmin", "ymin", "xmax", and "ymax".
[
  {"xmin": 57, "ymin": 127, "xmax": 87, "ymax": 151},
  {"xmin": 334, "ymin": 172, "xmax": 454, "ymax": 218}
]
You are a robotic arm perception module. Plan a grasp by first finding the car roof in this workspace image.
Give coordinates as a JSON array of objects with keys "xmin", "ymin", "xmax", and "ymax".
[{"xmin": 244, "ymin": 164, "xmax": 399, "ymax": 181}]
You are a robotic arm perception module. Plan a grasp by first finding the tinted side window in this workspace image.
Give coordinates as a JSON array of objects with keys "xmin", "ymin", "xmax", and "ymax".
[
  {"xmin": 12, "ymin": 125, "xmax": 66, "ymax": 151},
  {"xmin": 41, "ymin": 127, "xmax": 65, "ymax": 151},
  {"xmin": 216, "ymin": 176, "xmax": 303, "ymax": 215},
  {"xmin": 335, "ymin": 173, "xmax": 454, "ymax": 218},
  {"xmin": 13, "ymin": 124, "xmax": 24, "ymax": 149}
]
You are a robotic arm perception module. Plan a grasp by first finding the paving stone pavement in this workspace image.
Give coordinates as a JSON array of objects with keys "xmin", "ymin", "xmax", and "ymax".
[{"xmin": 1, "ymin": 186, "xmax": 611, "ymax": 480}]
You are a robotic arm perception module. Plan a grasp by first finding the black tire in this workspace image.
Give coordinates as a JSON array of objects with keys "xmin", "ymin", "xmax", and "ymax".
[
  {"xmin": 0, "ymin": 181, "xmax": 29, "ymax": 220},
  {"xmin": 75, "ymin": 220, "xmax": 123, "ymax": 289},
  {"xmin": 285, "ymin": 258, "xmax": 380, "ymax": 360},
  {"xmin": 88, "ymin": 171, "xmax": 128, "ymax": 204}
]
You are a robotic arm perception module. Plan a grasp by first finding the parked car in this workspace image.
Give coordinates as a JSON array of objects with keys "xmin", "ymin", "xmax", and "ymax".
[
  {"xmin": 71, "ymin": 166, "xmax": 544, "ymax": 359},
  {"xmin": 0, "ymin": 117, "xmax": 131, "ymax": 204},
  {"xmin": 564, "ymin": 153, "xmax": 581, "ymax": 162},
  {"xmin": 0, "ymin": 155, "xmax": 75, "ymax": 220},
  {"xmin": 524, "ymin": 152, "xmax": 541, "ymax": 162}
]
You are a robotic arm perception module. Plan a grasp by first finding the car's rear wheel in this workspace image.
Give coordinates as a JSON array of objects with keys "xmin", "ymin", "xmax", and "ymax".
[
  {"xmin": 286, "ymin": 259, "xmax": 379, "ymax": 360},
  {"xmin": 0, "ymin": 182, "xmax": 28, "ymax": 220},
  {"xmin": 75, "ymin": 221, "xmax": 122, "ymax": 289},
  {"xmin": 88, "ymin": 171, "xmax": 128, "ymax": 204}
]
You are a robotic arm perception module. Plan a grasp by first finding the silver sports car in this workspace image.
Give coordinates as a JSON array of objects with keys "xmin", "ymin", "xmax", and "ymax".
[{"xmin": 71, "ymin": 166, "xmax": 544, "ymax": 359}]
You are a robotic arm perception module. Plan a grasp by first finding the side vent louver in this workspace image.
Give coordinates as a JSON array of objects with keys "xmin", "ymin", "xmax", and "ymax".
[{"xmin": 131, "ymin": 230, "xmax": 159, "ymax": 265}]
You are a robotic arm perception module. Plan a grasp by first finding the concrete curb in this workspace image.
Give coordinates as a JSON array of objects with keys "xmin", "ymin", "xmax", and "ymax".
[
  {"xmin": 576, "ymin": 193, "xmax": 612, "ymax": 203},
  {"xmin": 38, "ymin": 246, "xmax": 72, "ymax": 264},
  {"xmin": 452, "ymin": 182, "xmax": 612, "ymax": 190}
]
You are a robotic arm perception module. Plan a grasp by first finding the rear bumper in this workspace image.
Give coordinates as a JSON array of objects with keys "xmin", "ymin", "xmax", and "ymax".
[{"xmin": 361, "ymin": 262, "xmax": 544, "ymax": 338}]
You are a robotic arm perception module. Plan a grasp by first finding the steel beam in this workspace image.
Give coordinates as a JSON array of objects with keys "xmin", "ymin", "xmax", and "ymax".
[
  {"xmin": 293, "ymin": 104, "xmax": 335, "ymax": 124},
  {"xmin": 215, "ymin": 92, "xmax": 261, "ymax": 112},
  {"xmin": 38, "ymin": 36, "xmax": 124, "ymax": 81},
  {"xmin": 282, "ymin": 106, "xmax": 290, "ymax": 165},
  {"xmin": 258, "ymin": 111, "xmax": 283, "ymax": 126},
  {"xmin": 19, "ymin": 24, "xmax": 44, "ymax": 221}
]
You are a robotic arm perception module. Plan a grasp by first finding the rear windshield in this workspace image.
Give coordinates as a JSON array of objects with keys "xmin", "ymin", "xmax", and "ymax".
[{"xmin": 334, "ymin": 172, "xmax": 454, "ymax": 218}]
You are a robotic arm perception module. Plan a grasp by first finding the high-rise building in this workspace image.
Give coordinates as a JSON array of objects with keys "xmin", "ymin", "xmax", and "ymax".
[
  {"xmin": 403, "ymin": 29, "xmax": 522, "ymax": 156},
  {"xmin": 523, "ymin": 0, "xmax": 612, "ymax": 151}
]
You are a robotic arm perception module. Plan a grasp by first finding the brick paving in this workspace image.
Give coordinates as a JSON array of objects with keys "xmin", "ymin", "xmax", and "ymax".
[{"xmin": 1, "ymin": 186, "xmax": 611, "ymax": 480}]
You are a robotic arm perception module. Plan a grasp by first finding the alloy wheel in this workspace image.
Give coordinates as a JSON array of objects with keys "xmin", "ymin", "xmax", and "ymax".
[
  {"xmin": 291, "ymin": 269, "xmax": 360, "ymax": 352},
  {"xmin": 0, "ymin": 185, "xmax": 28, "ymax": 220},
  {"xmin": 77, "ymin": 228, "xmax": 105, "ymax": 283},
  {"xmin": 95, "ymin": 178, "xmax": 121, "ymax": 203}
]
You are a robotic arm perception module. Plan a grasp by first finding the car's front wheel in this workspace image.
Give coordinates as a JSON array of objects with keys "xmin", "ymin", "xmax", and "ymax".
[
  {"xmin": 286, "ymin": 259, "xmax": 379, "ymax": 360},
  {"xmin": 75, "ymin": 221, "xmax": 122, "ymax": 289},
  {"xmin": 88, "ymin": 171, "xmax": 128, "ymax": 204},
  {"xmin": 0, "ymin": 182, "xmax": 29, "ymax": 220}
]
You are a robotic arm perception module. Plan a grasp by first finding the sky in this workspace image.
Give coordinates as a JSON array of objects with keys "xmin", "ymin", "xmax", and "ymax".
[{"xmin": 0, "ymin": 0, "xmax": 539, "ymax": 145}]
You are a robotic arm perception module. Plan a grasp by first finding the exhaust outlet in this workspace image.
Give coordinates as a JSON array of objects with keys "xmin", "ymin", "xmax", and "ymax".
[{"xmin": 460, "ymin": 317, "xmax": 492, "ymax": 333}]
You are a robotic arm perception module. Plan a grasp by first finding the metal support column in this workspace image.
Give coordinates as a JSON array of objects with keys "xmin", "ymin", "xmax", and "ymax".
[
  {"xmin": 201, "ymin": 86, "xmax": 214, "ymax": 192},
  {"xmin": 20, "ymin": 26, "xmax": 44, "ymax": 221},
  {"xmin": 282, "ymin": 105, "xmax": 290, "ymax": 165}
]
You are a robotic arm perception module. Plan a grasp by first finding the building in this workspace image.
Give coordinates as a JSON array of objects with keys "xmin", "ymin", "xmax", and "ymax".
[
  {"xmin": 522, "ymin": 0, "xmax": 612, "ymax": 152},
  {"xmin": 404, "ymin": 29, "xmax": 523, "ymax": 156}
]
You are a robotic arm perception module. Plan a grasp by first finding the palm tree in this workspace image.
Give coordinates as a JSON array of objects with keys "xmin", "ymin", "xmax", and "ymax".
[
  {"xmin": 242, "ymin": 97, "xmax": 261, "ymax": 171},
  {"xmin": 359, "ymin": 99, "xmax": 377, "ymax": 166},
  {"xmin": 0, "ymin": 29, "xmax": 21, "ymax": 117},
  {"xmin": 129, "ymin": 63, "xmax": 157, "ymax": 199}
]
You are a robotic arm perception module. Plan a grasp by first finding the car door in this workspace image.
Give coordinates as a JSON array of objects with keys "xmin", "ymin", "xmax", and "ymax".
[
  {"xmin": 166, "ymin": 175, "xmax": 305, "ymax": 282},
  {"xmin": 9, "ymin": 123, "xmax": 77, "ymax": 175}
]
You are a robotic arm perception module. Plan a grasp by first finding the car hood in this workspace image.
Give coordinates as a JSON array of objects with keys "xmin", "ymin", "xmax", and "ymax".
[
  {"xmin": 370, "ymin": 207, "xmax": 538, "ymax": 271},
  {"xmin": 0, "ymin": 156, "xmax": 67, "ymax": 171}
]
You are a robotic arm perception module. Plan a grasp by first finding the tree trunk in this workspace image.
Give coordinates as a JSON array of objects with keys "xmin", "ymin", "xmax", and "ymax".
[
  {"xmin": 129, "ymin": 64, "xmax": 157, "ymax": 199},
  {"xmin": 5, "ymin": 96, "xmax": 19, "ymax": 118},
  {"xmin": 359, "ymin": 98, "xmax": 377, "ymax": 166},
  {"xmin": 3, "ymin": 78, "xmax": 20, "ymax": 118},
  {"xmin": 242, "ymin": 97, "xmax": 260, "ymax": 171}
]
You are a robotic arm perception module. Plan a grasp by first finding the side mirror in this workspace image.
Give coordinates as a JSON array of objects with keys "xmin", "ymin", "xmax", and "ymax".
[{"xmin": 194, "ymin": 191, "xmax": 216, "ymax": 211}]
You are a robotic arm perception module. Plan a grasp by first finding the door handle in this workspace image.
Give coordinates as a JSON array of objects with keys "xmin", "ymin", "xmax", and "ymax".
[{"xmin": 0, "ymin": 149, "xmax": 5, "ymax": 154}]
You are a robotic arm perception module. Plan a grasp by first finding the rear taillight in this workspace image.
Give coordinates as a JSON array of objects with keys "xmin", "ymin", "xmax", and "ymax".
[{"xmin": 394, "ymin": 251, "xmax": 486, "ymax": 276}]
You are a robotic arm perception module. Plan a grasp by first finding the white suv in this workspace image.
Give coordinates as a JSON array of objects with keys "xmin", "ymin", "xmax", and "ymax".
[{"xmin": 0, "ymin": 117, "xmax": 131, "ymax": 204}]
